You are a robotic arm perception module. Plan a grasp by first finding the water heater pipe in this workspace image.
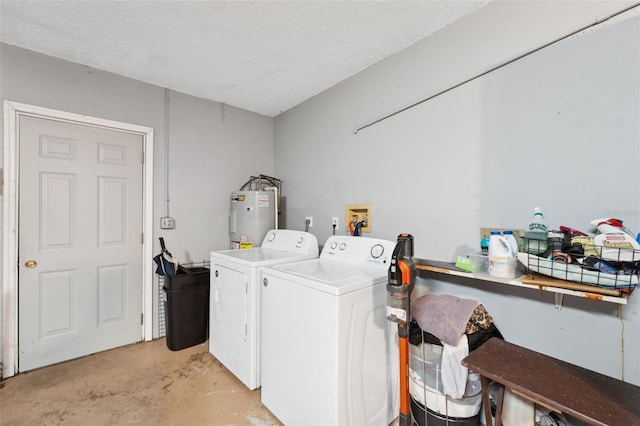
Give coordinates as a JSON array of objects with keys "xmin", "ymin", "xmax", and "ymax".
[
  {"xmin": 265, "ymin": 187, "xmax": 278, "ymax": 229},
  {"xmin": 164, "ymin": 88, "xmax": 171, "ymax": 217}
]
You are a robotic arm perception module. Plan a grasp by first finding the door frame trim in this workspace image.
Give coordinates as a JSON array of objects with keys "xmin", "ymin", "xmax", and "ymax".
[{"xmin": 2, "ymin": 101, "xmax": 154, "ymax": 378}]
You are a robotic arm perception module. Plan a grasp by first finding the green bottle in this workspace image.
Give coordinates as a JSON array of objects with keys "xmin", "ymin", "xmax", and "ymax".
[{"xmin": 523, "ymin": 207, "xmax": 548, "ymax": 255}]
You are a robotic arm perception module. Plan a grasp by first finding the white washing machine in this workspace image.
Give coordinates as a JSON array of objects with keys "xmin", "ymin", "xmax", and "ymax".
[
  {"xmin": 210, "ymin": 229, "xmax": 319, "ymax": 390},
  {"xmin": 260, "ymin": 235, "xmax": 399, "ymax": 426}
]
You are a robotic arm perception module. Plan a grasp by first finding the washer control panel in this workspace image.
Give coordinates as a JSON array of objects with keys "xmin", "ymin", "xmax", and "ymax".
[{"xmin": 320, "ymin": 236, "xmax": 395, "ymax": 268}]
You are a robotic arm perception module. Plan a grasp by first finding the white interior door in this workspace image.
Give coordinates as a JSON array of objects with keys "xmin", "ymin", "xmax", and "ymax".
[{"xmin": 18, "ymin": 115, "xmax": 144, "ymax": 372}]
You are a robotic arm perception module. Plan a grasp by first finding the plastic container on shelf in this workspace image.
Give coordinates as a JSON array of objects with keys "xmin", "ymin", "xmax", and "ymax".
[
  {"xmin": 523, "ymin": 207, "xmax": 548, "ymax": 255},
  {"xmin": 547, "ymin": 230, "xmax": 564, "ymax": 253},
  {"xmin": 467, "ymin": 252, "xmax": 488, "ymax": 274}
]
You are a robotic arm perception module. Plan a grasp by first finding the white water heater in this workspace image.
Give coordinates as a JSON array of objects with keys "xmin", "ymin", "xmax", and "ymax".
[{"xmin": 229, "ymin": 191, "xmax": 276, "ymax": 249}]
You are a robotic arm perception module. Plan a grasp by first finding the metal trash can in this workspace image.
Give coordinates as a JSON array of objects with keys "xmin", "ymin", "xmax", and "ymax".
[{"xmin": 163, "ymin": 266, "xmax": 210, "ymax": 351}]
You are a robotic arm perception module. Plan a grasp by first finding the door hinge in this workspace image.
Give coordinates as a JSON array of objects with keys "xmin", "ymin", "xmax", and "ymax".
[
  {"xmin": 140, "ymin": 152, "xmax": 144, "ymax": 164},
  {"xmin": 141, "ymin": 313, "xmax": 144, "ymax": 325},
  {"xmin": 141, "ymin": 232, "xmax": 144, "ymax": 244}
]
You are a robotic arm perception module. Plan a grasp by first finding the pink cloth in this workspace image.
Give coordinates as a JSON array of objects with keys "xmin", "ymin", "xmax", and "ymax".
[{"xmin": 411, "ymin": 294, "xmax": 479, "ymax": 345}]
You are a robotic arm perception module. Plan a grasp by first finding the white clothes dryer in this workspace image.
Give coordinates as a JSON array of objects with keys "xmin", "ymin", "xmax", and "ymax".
[
  {"xmin": 260, "ymin": 235, "xmax": 399, "ymax": 426},
  {"xmin": 210, "ymin": 229, "xmax": 319, "ymax": 390}
]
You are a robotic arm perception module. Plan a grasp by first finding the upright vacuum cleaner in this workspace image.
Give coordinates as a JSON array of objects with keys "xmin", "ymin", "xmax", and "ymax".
[{"xmin": 387, "ymin": 234, "xmax": 416, "ymax": 426}]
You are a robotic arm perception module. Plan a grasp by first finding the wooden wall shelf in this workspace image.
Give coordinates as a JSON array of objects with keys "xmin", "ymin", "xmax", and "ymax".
[{"xmin": 415, "ymin": 260, "xmax": 631, "ymax": 307}]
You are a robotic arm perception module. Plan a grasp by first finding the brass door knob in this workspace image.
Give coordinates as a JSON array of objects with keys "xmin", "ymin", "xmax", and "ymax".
[{"xmin": 24, "ymin": 259, "xmax": 37, "ymax": 269}]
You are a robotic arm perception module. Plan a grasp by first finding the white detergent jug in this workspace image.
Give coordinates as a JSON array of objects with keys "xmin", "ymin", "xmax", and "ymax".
[
  {"xmin": 592, "ymin": 219, "xmax": 640, "ymax": 262},
  {"xmin": 503, "ymin": 230, "xmax": 519, "ymax": 255},
  {"xmin": 488, "ymin": 231, "xmax": 516, "ymax": 279}
]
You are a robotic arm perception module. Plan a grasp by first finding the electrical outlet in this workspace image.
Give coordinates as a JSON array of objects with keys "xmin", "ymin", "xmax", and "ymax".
[
  {"xmin": 332, "ymin": 217, "xmax": 339, "ymax": 230},
  {"xmin": 161, "ymin": 217, "xmax": 176, "ymax": 229},
  {"xmin": 305, "ymin": 216, "xmax": 313, "ymax": 227}
]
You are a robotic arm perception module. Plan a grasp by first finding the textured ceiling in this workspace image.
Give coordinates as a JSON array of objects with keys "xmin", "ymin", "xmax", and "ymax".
[{"xmin": 0, "ymin": 1, "xmax": 489, "ymax": 117}]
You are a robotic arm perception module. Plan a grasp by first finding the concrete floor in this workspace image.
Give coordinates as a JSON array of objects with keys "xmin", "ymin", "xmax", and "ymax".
[{"xmin": 0, "ymin": 338, "xmax": 283, "ymax": 425}]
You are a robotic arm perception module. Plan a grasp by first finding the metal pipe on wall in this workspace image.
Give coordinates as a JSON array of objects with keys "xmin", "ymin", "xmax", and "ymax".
[{"xmin": 353, "ymin": 3, "xmax": 640, "ymax": 135}]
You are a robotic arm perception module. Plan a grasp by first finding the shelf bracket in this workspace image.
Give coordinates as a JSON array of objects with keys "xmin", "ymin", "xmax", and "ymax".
[{"xmin": 554, "ymin": 293, "xmax": 564, "ymax": 310}]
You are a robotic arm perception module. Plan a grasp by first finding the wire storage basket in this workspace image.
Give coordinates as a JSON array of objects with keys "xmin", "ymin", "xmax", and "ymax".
[{"xmin": 520, "ymin": 237, "xmax": 638, "ymax": 293}]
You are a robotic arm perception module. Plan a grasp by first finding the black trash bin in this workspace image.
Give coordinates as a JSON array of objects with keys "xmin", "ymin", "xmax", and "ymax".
[{"xmin": 163, "ymin": 266, "xmax": 210, "ymax": 351}]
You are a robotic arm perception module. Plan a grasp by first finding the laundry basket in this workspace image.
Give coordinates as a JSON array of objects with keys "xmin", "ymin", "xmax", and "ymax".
[{"xmin": 409, "ymin": 342, "xmax": 482, "ymax": 426}]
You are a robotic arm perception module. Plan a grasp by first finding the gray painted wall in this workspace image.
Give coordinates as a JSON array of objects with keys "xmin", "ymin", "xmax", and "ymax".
[
  {"xmin": 1, "ymin": 0, "xmax": 639, "ymax": 394},
  {"xmin": 274, "ymin": 2, "xmax": 640, "ymax": 386},
  {"xmin": 0, "ymin": 43, "xmax": 273, "ymax": 368}
]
